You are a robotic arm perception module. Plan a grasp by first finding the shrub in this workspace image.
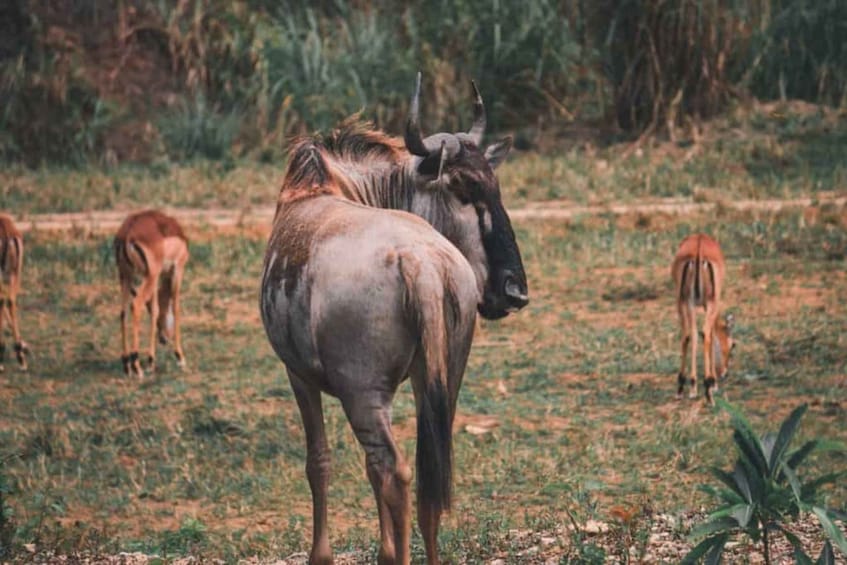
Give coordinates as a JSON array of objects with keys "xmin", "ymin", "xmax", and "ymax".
[
  {"xmin": 747, "ymin": 0, "xmax": 847, "ymax": 106},
  {"xmin": 683, "ymin": 401, "xmax": 847, "ymax": 564}
]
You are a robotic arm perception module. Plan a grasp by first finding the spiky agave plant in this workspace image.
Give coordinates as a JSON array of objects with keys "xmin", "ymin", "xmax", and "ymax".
[{"xmin": 683, "ymin": 400, "xmax": 847, "ymax": 565}]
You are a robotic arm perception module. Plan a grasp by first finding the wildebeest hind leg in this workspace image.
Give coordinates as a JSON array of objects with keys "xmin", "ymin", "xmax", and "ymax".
[
  {"xmin": 289, "ymin": 372, "xmax": 333, "ymax": 565},
  {"xmin": 342, "ymin": 393, "xmax": 412, "ymax": 565}
]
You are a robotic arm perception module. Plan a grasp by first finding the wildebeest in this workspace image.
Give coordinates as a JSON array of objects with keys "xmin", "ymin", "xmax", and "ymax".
[
  {"xmin": 260, "ymin": 74, "xmax": 528, "ymax": 564},
  {"xmin": 114, "ymin": 210, "xmax": 189, "ymax": 378},
  {"xmin": 0, "ymin": 213, "xmax": 28, "ymax": 371},
  {"xmin": 671, "ymin": 233, "xmax": 734, "ymax": 404}
]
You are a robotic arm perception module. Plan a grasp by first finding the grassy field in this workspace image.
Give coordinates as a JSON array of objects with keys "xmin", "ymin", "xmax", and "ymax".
[
  {"xmin": 1, "ymin": 103, "xmax": 847, "ymax": 563},
  {"xmin": 1, "ymin": 203, "xmax": 845, "ymax": 562},
  {"xmin": 3, "ymin": 101, "xmax": 847, "ymax": 217}
]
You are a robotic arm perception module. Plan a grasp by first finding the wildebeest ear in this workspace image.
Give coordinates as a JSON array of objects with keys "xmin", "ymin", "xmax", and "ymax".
[
  {"xmin": 484, "ymin": 136, "xmax": 513, "ymax": 169},
  {"xmin": 416, "ymin": 153, "xmax": 441, "ymax": 178}
]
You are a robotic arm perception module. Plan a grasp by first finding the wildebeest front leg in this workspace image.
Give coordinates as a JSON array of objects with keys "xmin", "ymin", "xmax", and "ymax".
[
  {"xmin": 289, "ymin": 373, "xmax": 333, "ymax": 565},
  {"xmin": 342, "ymin": 395, "xmax": 412, "ymax": 565}
]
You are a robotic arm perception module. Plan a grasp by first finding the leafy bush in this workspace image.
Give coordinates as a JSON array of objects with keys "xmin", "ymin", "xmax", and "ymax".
[
  {"xmin": 747, "ymin": 0, "xmax": 847, "ymax": 106},
  {"xmin": 683, "ymin": 401, "xmax": 847, "ymax": 564},
  {"xmin": 158, "ymin": 93, "xmax": 241, "ymax": 160},
  {"xmin": 0, "ymin": 9, "xmax": 113, "ymax": 166},
  {"xmin": 588, "ymin": 0, "xmax": 755, "ymax": 133}
]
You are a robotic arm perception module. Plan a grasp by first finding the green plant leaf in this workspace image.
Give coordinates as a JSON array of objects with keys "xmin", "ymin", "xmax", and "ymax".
[
  {"xmin": 719, "ymin": 399, "xmax": 769, "ymax": 476},
  {"xmin": 787, "ymin": 440, "xmax": 819, "ymax": 470},
  {"xmin": 775, "ymin": 523, "xmax": 809, "ymax": 558},
  {"xmin": 733, "ymin": 462, "xmax": 756, "ymax": 503},
  {"xmin": 794, "ymin": 547, "xmax": 814, "ymax": 565},
  {"xmin": 768, "ymin": 404, "xmax": 807, "ymax": 475},
  {"xmin": 761, "ymin": 432, "xmax": 777, "ymax": 465},
  {"xmin": 710, "ymin": 467, "xmax": 746, "ymax": 501},
  {"xmin": 690, "ymin": 516, "xmax": 739, "ymax": 540},
  {"xmin": 681, "ymin": 533, "xmax": 729, "ymax": 565},
  {"xmin": 700, "ymin": 483, "xmax": 745, "ymax": 507},
  {"xmin": 800, "ymin": 472, "xmax": 847, "ymax": 502},
  {"xmin": 782, "ymin": 465, "xmax": 805, "ymax": 507},
  {"xmin": 729, "ymin": 504, "xmax": 754, "ymax": 528},
  {"xmin": 812, "ymin": 506, "xmax": 847, "ymax": 556},
  {"xmin": 733, "ymin": 428, "xmax": 769, "ymax": 478},
  {"xmin": 816, "ymin": 540, "xmax": 835, "ymax": 565},
  {"xmin": 705, "ymin": 537, "xmax": 726, "ymax": 565}
]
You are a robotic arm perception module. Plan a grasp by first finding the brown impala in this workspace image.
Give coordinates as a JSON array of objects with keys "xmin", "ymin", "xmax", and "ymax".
[
  {"xmin": 0, "ymin": 213, "xmax": 28, "ymax": 371},
  {"xmin": 260, "ymin": 74, "xmax": 528, "ymax": 564},
  {"xmin": 671, "ymin": 233, "xmax": 735, "ymax": 404},
  {"xmin": 114, "ymin": 210, "xmax": 189, "ymax": 379}
]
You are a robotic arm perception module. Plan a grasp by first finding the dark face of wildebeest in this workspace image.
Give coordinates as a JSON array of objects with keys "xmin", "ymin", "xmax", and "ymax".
[{"xmin": 404, "ymin": 75, "xmax": 528, "ymax": 320}]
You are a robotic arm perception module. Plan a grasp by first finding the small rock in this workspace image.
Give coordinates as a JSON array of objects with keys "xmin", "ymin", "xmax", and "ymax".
[{"xmin": 583, "ymin": 519, "xmax": 609, "ymax": 534}]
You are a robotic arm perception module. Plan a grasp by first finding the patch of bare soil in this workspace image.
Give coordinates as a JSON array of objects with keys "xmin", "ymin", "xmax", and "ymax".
[
  {"xmin": 8, "ymin": 196, "xmax": 847, "ymax": 234},
  {"xmin": 21, "ymin": 511, "xmax": 838, "ymax": 564}
]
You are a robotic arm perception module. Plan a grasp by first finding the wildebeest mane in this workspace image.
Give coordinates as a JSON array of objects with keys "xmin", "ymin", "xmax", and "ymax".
[{"xmin": 282, "ymin": 119, "xmax": 403, "ymax": 199}]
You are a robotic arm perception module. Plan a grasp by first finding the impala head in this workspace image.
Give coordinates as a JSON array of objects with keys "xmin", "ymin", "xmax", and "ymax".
[
  {"xmin": 404, "ymin": 73, "xmax": 528, "ymax": 320},
  {"xmin": 713, "ymin": 313, "xmax": 736, "ymax": 379}
]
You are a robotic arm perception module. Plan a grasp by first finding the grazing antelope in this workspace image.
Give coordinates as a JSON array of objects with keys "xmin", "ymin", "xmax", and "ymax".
[
  {"xmin": 114, "ymin": 210, "xmax": 189, "ymax": 378},
  {"xmin": 0, "ymin": 214, "xmax": 28, "ymax": 371},
  {"xmin": 671, "ymin": 233, "xmax": 735, "ymax": 404},
  {"xmin": 260, "ymin": 74, "xmax": 528, "ymax": 565}
]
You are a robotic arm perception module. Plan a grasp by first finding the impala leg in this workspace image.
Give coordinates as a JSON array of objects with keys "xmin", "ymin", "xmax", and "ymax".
[
  {"xmin": 688, "ymin": 307, "xmax": 699, "ymax": 399},
  {"xmin": 130, "ymin": 273, "xmax": 157, "ymax": 379},
  {"xmin": 120, "ymin": 282, "xmax": 132, "ymax": 375},
  {"xmin": 676, "ymin": 302, "xmax": 691, "ymax": 399},
  {"xmin": 289, "ymin": 373, "xmax": 332, "ymax": 565},
  {"xmin": 0, "ymin": 297, "xmax": 6, "ymax": 372},
  {"xmin": 171, "ymin": 262, "xmax": 186, "ymax": 369},
  {"xmin": 146, "ymin": 275, "xmax": 160, "ymax": 372},
  {"xmin": 703, "ymin": 306, "xmax": 720, "ymax": 405},
  {"xmin": 8, "ymin": 293, "xmax": 27, "ymax": 371},
  {"xmin": 342, "ymin": 395, "xmax": 411, "ymax": 565}
]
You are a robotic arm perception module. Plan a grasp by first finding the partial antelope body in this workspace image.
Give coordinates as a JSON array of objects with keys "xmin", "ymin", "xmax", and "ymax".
[
  {"xmin": 115, "ymin": 210, "xmax": 189, "ymax": 378},
  {"xmin": 0, "ymin": 214, "xmax": 28, "ymax": 371},
  {"xmin": 260, "ymin": 74, "xmax": 528, "ymax": 565},
  {"xmin": 671, "ymin": 233, "xmax": 735, "ymax": 404}
]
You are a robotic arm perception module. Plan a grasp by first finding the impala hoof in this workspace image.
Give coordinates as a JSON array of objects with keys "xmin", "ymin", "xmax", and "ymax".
[
  {"xmin": 14, "ymin": 342, "xmax": 28, "ymax": 369},
  {"xmin": 175, "ymin": 351, "xmax": 186, "ymax": 369}
]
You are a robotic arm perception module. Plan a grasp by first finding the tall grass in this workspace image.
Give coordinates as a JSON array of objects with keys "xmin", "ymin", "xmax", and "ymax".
[{"xmin": 4, "ymin": 0, "xmax": 847, "ymax": 165}]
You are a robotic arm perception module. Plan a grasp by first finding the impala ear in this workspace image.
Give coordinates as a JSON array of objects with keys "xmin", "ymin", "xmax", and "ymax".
[{"xmin": 484, "ymin": 136, "xmax": 512, "ymax": 169}]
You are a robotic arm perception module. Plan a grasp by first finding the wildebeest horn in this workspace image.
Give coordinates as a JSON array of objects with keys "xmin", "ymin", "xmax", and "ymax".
[
  {"xmin": 467, "ymin": 80, "xmax": 486, "ymax": 146},
  {"xmin": 405, "ymin": 72, "xmax": 429, "ymax": 157}
]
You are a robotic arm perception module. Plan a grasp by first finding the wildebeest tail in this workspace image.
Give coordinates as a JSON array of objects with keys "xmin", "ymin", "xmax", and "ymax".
[{"xmin": 399, "ymin": 254, "xmax": 453, "ymax": 515}]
